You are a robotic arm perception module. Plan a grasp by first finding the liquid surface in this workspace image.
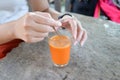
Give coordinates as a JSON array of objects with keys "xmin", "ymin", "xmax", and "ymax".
[{"xmin": 49, "ymin": 35, "xmax": 71, "ymax": 48}]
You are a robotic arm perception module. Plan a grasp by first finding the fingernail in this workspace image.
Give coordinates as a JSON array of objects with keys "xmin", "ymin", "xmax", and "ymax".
[
  {"xmin": 74, "ymin": 41, "xmax": 78, "ymax": 45},
  {"xmin": 81, "ymin": 42, "xmax": 84, "ymax": 47},
  {"xmin": 55, "ymin": 26, "xmax": 60, "ymax": 30},
  {"xmin": 73, "ymin": 34, "xmax": 76, "ymax": 40},
  {"xmin": 57, "ymin": 21, "xmax": 62, "ymax": 26}
]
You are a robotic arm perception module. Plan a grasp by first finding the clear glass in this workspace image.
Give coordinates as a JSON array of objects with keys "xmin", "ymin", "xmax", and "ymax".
[{"xmin": 48, "ymin": 29, "xmax": 72, "ymax": 67}]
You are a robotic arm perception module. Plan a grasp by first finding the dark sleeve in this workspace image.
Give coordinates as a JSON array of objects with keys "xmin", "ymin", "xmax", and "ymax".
[
  {"xmin": 0, "ymin": 39, "xmax": 23, "ymax": 59},
  {"xmin": 70, "ymin": 0, "xmax": 75, "ymax": 4}
]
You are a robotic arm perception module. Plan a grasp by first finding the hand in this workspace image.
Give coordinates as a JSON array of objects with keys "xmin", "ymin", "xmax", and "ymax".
[
  {"xmin": 59, "ymin": 15, "xmax": 87, "ymax": 46},
  {"xmin": 13, "ymin": 12, "xmax": 62, "ymax": 43}
]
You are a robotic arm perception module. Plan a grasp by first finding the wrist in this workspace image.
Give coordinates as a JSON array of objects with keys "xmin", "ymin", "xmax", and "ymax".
[{"xmin": 10, "ymin": 20, "xmax": 18, "ymax": 40}]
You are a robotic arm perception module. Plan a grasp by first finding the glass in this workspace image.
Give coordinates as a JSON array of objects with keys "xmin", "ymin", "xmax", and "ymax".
[{"xmin": 48, "ymin": 29, "xmax": 71, "ymax": 67}]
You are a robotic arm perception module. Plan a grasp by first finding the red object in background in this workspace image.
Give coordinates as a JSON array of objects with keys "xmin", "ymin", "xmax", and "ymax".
[
  {"xmin": 0, "ymin": 39, "xmax": 23, "ymax": 59},
  {"xmin": 94, "ymin": 0, "xmax": 120, "ymax": 23}
]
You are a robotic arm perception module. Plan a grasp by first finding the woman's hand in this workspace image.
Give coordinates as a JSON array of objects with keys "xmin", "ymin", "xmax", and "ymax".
[
  {"xmin": 59, "ymin": 15, "xmax": 87, "ymax": 46},
  {"xmin": 13, "ymin": 12, "xmax": 62, "ymax": 43}
]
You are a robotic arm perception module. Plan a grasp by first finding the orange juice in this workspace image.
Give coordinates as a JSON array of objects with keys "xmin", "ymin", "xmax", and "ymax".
[{"xmin": 49, "ymin": 35, "xmax": 71, "ymax": 67}]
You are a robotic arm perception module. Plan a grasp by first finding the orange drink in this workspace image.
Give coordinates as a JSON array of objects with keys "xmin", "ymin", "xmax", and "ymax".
[{"xmin": 49, "ymin": 35, "xmax": 71, "ymax": 67}]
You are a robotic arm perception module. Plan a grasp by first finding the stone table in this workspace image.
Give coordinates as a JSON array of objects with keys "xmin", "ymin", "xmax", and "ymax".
[{"xmin": 0, "ymin": 13, "xmax": 120, "ymax": 80}]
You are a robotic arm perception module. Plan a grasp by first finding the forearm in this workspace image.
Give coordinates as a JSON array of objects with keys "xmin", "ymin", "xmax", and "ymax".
[
  {"xmin": 45, "ymin": 8, "xmax": 61, "ymax": 20},
  {"xmin": 0, "ymin": 21, "xmax": 16, "ymax": 44},
  {"xmin": 28, "ymin": 0, "xmax": 61, "ymax": 20}
]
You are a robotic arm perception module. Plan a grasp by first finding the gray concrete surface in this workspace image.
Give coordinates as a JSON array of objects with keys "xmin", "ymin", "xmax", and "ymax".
[{"xmin": 0, "ymin": 13, "xmax": 120, "ymax": 80}]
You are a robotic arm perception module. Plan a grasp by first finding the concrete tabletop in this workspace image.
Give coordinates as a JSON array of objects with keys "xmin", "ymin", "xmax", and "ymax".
[{"xmin": 0, "ymin": 13, "xmax": 120, "ymax": 80}]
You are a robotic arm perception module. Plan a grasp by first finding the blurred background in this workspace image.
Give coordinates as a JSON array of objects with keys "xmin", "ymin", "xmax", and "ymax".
[
  {"xmin": 48, "ymin": 0, "xmax": 120, "ymax": 22},
  {"xmin": 49, "ymin": 0, "xmax": 66, "ymax": 12},
  {"xmin": 48, "ymin": 0, "xmax": 98, "ymax": 17}
]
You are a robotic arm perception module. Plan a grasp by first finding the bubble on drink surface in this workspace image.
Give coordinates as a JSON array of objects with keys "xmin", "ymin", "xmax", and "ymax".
[{"xmin": 50, "ymin": 35, "xmax": 71, "ymax": 47}]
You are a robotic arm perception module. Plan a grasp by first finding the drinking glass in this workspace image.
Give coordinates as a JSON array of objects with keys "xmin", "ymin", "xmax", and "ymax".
[{"xmin": 48, "ymin": 29, "xmax": 71, "ymax": 67}]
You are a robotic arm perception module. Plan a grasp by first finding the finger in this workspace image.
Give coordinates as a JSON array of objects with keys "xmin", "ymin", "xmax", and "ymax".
[
  {"xmin": 30, "ymin": 12, "xmax": 62, "ymax": 27},
  {"xmin": 74, "ymin": 28, "xmax": 84, "ymax": 45},
  {"xmin": 59, "ymin": 18, "xmax": 71, "ymax": 29},
  {"xmin": 35, "ymin": 12, "xmax": 52, "ymax": 18},
  {"xmin": 26, "ymin": 37, "xmax": 44, "ymax": 43},
  {"xmin": 30, "ymin": 21, "xmax": 54, "ymax": 32},
  {"xmin": 76, "ymin": 20, "xmax": 84, "ymax": 42},
  {"xmin": 34, "ymin": 12, "xmax": 59, "ymax": 31},
  {"xmin": 35, "ymin": 12, "xmax": 60, "ymax": 31},
  {"xmin": 61, "ymin": 18, "xmax": 77, "ymax": 40},
  {"xmin": 80, "ymin": 30, "xmax": 87, "ymax": 46},
  {"xmin": 67, "ymin": 19, "xmax": 77, "ymax": 40},
  {"xmin": 72, "ymin": 20, "xmax": 77, "ymax": 39},
  {"xmin": 28, "ymin": 30, "xmax": 48, "ymax": 38}
]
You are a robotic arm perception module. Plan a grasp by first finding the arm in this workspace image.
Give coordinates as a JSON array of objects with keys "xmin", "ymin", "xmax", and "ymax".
[
  {"xmin": 0, "ymin": 0, "xmax": 51, "ymax": 44},
  {"xmin": 28, "ymin": 0, "xmax": 61, "ymax": 20},
  {"xmin": 0, "ymin": 12, "xmax": 61, "ymax": 45},
  {"xmin": 0, "ymin": 21, "xmax": 16, "ymax": 44}
]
